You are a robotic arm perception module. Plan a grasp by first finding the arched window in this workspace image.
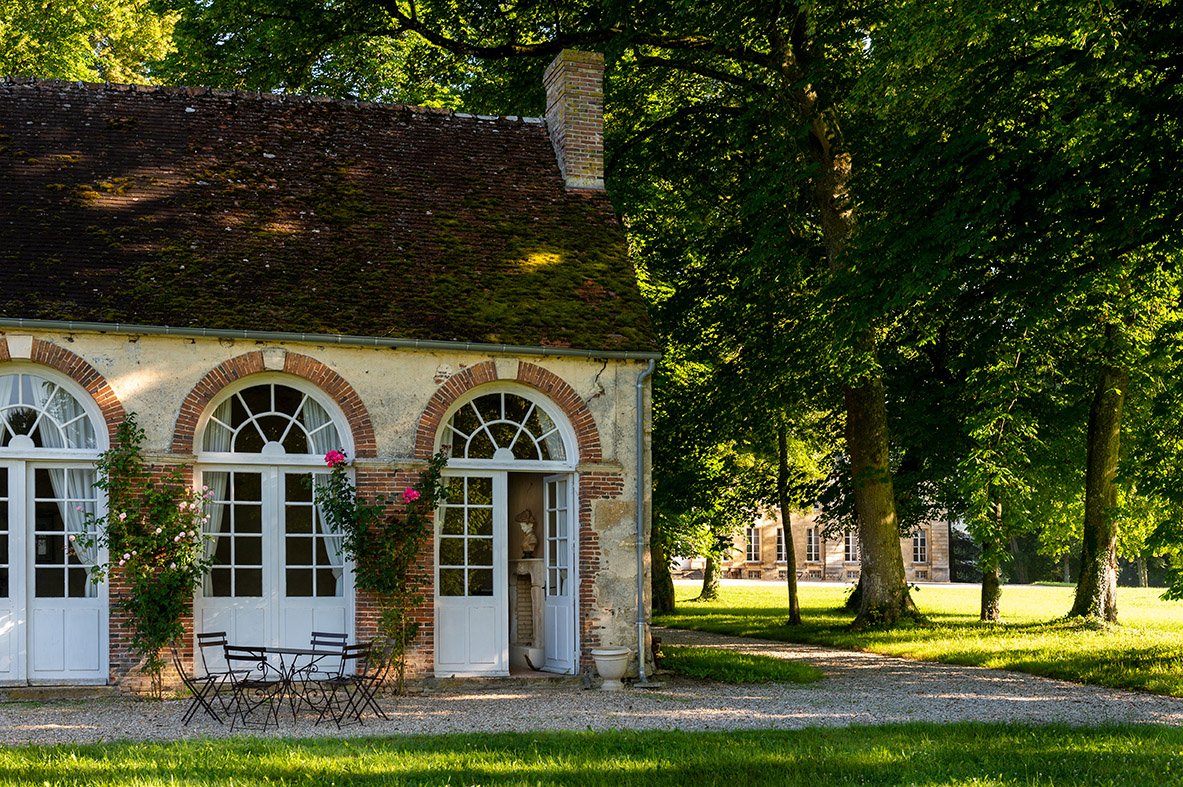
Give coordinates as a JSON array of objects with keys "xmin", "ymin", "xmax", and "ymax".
[
  {"xmin": 201, "ymin": 382, "xmax": 341, "ymax": 458},
  {"xmin": 444, "ymin": 391, "xmax": 567, "ymax": 462},
  {"xmin": 0, "ymin": 373, "xmax": 97, "ymax": 451}
]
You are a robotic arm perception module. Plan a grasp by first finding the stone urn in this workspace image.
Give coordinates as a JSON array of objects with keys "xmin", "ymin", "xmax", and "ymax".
[{"xmin": 590, "ymin": 646, "xmax": 631, "ymax": 691}]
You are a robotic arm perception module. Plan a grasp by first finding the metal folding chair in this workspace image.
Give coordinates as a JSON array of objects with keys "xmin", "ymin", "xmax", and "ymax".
[
  {"xmin": 170, "ymin": 647, "xmax": 222, "ymax": 725},
  {"xmin": 195, "ymin": 631, "xmax": 234, "ymax": 712},
  {"xmin": 222, "ymin": 646, "xmax": 283, "ymax": 730},
  {"xmin": 315, "ymin": 643, "xmax": 389, "ymax": 728}
]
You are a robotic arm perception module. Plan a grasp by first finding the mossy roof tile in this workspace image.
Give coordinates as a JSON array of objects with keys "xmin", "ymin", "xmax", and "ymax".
[{"xmin": 0, "ymin": 79, "xmax": 654, "ymax": 353}]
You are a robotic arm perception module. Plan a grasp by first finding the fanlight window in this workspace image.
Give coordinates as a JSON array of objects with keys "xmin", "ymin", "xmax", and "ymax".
[
  {"xmin": 445, "ymin": 392, "xmax": 566, "ymax": 462},
  {"xmin": 0, "ymin": 373, "xmax": 97, "ymax": 450},
  {"xmin": 202, "ymin": 383, "xmax": 340, "ymax": 456}
]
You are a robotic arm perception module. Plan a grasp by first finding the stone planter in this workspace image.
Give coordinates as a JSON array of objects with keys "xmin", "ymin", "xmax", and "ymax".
[{"xmin": 590, "ymin": 646, "xmax": 631, "ymax": 690}]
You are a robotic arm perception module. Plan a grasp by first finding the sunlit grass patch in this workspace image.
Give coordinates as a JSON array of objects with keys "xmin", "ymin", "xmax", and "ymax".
[
  {"xmin": 659, "ymin": 644, "xmax": 824, "ymax": 684},
  {"xmin": 658, "ymin": 582, "xmax": 1183, "ymax": 695},
  {"xmin": 2, "ymin": 725, "xmax": 1182, "ymax": 785}
]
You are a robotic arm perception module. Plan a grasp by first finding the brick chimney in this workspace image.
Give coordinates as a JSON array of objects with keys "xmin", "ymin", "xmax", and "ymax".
[{"xmin": 543, "ymin": 50, "xmax": 605, "ymax": 190}]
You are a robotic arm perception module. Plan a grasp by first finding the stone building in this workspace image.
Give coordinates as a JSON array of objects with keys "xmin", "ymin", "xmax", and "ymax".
[
  {"xmin": 722, "ymin": 510, "xmax": 952, "ymax": 583},
  {"xmin": 0, "ymin": 51, "xmax": 658, "ymax": 687}
]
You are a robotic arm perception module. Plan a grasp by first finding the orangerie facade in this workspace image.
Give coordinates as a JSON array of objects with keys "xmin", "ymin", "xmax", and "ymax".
[{"xmin": 0, "ymin": 51, "xmax": 659, "ymax": 687}]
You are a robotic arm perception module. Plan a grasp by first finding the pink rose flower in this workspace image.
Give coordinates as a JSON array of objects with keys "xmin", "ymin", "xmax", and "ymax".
[
  {"xmin": 401, "ymin": 488, "xmax": 421, "ymax": 503},
  {"xmin": 324, "ymin": 449, "xmax": 347, "ymax": 467}
]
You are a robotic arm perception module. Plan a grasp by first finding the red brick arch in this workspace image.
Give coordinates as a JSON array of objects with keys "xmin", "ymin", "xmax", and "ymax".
[
  {"xmin": 413, "ymin": 360, "xmax": 602, "ymax": 462},
  {"xmin": 0, "ymin": 336, "xmax": 127, "ymax": 442},
  {"xmin": 171, "ymin": 351, "xmax": 377, "ymax": 457}
]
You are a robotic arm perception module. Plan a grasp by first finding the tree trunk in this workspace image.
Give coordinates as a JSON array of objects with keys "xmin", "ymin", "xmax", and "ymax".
[
  {"xmin": 1137, "ymin": 555, "xmax": 1148, "ymax": 588},
  {"xmin": 768, "ymin": 21, "xmax": 914, "ymax": 629},
  {"xmin": 844, "ymin": 573, "xmax": 864, "ymax": 611},
  {"xmin": 697, "ymin": 556, "xmax": 721, "ymax": 601},
  {"xmin": 845, "ymin": 377, "xmax": 918, "ymax": 628},
  {"xmin": 651, "ymin": 537, "xmax": 676, "ymax": 614},
  {"xmin": 1062, "ymin": 553, "xmax": 1071, "ymax": 584},
  {"xmin": 1069, "ymin": 356, "xmax": 1128, "ymax": 622},
  {"xmin": 777, "ymin": 420, "xmax": 801, "ymax": 625},
  {"xmin": 980, "ymin": 495, "xmax": 1004, "ymax": 622}
]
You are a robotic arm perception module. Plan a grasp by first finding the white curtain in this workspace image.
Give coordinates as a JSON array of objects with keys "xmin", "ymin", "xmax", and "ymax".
[
  {"xmin": 0, "ymin": 374, "xmax": 15, "ymax": 442},
  {"xmin": 49, "ymin": 468, "xmax": 100, "ymax": 598},
  {"xmin": 300, "ymin": 397, "xmax": 339, "ymax": 456},
  {"xmin": 41, "ymin": 381, "xmax": 95, "ymax": 449},
  {"xmin": 301, "ymin": 399, "xmax": 345, "ymax": 595},
  {"xmin": 201, "ymin": 400, "xmax": 233, "ymax": 595}
]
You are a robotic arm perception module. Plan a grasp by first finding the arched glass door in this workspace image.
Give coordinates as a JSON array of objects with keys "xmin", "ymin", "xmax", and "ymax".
[
  {"xmin": 194, "ymin": 379, "xmax": 352, "ymax": 669},
  {"xmin": 435, "ymin": 387, "xmax": 578, "ymax": 677},
  {"xmin": 0, "ymin": 370, "xmax": 106, "ymax": 684}
]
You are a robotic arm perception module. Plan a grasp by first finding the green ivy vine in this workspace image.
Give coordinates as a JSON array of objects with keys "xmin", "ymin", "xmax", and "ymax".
[{"xmin": 313, "ymin": 449, "xmax": 449, "ymax": 691}]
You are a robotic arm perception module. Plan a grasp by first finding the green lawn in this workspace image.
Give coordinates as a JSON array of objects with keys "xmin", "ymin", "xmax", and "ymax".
[
  {"xmin": 657, "ymin": 582, "xmax": 1183, "ymax": 696},
  {"xmin": 660, "ymin": 644, "xmax": 825, "ymax": 683},
  {"xmin": 3, "ymin": 726, "xmax": 1183, "ymax": 785}
]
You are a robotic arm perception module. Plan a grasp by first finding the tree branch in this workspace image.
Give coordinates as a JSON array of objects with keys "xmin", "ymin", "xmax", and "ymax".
[{"xmin": 634, "ymin": 54, "xmax": 769, "ymax": 92}]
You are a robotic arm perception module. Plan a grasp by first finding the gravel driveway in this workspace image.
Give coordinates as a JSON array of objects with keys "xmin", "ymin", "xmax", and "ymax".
[{"xmin": 3, "ymin": 627, "xmax": 1181, "ymax": 746}]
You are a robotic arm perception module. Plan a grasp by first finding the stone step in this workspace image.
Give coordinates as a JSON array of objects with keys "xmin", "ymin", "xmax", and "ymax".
[{"xmin": 0, "ymin": 685, "xmax": 119, "ymax": 702}]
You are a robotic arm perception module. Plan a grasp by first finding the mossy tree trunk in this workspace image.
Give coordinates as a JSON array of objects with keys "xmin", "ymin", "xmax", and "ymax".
[
  {"xmin": 845, "ymin": 378, "xmax": 918, "ymax": 628},
  {"xmin": 980, "ymin": 494, "xmax": 1004, "ymax": 622},
  {"xmin": 777, "ymin": 420, "xmax": 801, "ymax": 625},
  {"xmin": 1069, "ymin": 354, "xmax": 1128, "ymax": 623},
  {"xmin": 697, "ymin": 556, "xmax": 721, "ymax": 601},
  {"xmin": 651, "ymin": 537, "xmax": 676, "ymax": 614}
]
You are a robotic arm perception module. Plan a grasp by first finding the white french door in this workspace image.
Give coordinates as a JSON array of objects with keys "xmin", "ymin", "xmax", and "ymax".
[
  {"xmin": 195, "ymin": 467, "xmax": 351, "ymax": 673},
  {"xmin": 0, "ymin": 462, "xmax": 108, "ymax": 684},
  {"xmin": 542, "ymin": 474, "xmax": 576, "ymax": 673},
  {"xmin": 435, "ymin": 472, "xmax": 508, "ymax": 676},
  {"xmin": 0, "ymin": 463, "xmax": 17, "ymax": 683}
]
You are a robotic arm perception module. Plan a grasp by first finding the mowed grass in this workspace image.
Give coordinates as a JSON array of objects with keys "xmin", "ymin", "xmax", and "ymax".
[
  {"xmin": 3, "ymin": 726, "xmax": 1183, "ymax": 786},
  {"xmin": 660, "ymin": 644, "xmax": 825, "ymax": 684},
  {"xmin": 657, "ymin": 582, "xmax": 1183, "ymax": 696}
]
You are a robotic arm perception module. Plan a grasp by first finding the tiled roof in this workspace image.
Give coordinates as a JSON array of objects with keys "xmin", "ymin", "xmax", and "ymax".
[{"xmin": 0, "ymin": 79, "xmax": 654, "ymax": 353}]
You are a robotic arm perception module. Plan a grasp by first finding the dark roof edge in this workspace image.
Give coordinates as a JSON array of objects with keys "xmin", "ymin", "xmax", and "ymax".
[
  {"xmin": 0, "ymin": 76, "xmax": 546, "ymax": 126},
  {"xmin": 0, "ymin": 318, "xmax": 661, "ymax": 362}
]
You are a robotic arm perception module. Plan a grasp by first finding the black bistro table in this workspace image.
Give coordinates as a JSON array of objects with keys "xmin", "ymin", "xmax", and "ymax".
[{"xmin": 229, "ymin": 644, "xmax": 344, "ymax": 722}]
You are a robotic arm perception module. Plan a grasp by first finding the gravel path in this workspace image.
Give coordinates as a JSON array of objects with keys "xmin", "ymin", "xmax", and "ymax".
[{"xmin": 3, "ymin": 627, "xmax": 1181, "ymax": 745}]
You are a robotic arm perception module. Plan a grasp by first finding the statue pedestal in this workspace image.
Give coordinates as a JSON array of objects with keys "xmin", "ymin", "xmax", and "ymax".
[{"xmin": 509, "ymin": 558, "xmax": 545, "ymax": 669}]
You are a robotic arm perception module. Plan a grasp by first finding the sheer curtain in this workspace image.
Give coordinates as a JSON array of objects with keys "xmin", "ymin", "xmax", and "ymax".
[
  {"xmin": 201, "ymin": 399, "xmax": 233, "ymax": 595},
  {"xmin": 0, "ymin": 374, "xmax": 15, "ymax": 442},
  {"xmin": 47, "ymin": 468, "xmax": 100, "ymax": 598},
  {"xmin": 302, "ymin": 399, "xmax": 345, "ymax": 595}
]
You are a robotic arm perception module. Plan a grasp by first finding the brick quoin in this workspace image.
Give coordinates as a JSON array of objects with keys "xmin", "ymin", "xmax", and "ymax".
[
  {"xmin": 577, "ymin": 471, "xmax": 623, "ymax": 660},
  {"xmin": 171, "ymin": 351, "xmax": 377, "ymax": 457}
]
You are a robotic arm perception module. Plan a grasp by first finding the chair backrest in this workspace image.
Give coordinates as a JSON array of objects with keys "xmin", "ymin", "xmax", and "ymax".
[
  {"xmin": 196, "ymin": 631, "xmax": 229, "ymax": 674},
  {"xmin": 222, "ymin": 646, "xmax": 270, "ymax": 682},
  {"xmin": 310, "ymin": 631, "xmax": 348, "ymax": 650},
  {"xmin": 338, "ymin": 643, "xmax": 372, "ymax": 677},
  {"xmin": 170, "ymin": 647, "xmax": 205, "ymax": 691}
]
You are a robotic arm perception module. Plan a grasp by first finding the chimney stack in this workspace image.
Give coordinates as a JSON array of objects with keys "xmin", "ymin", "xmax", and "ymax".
[{"xmin": 543, "ymin": 50, "xmax": 605, "ymax": 190}]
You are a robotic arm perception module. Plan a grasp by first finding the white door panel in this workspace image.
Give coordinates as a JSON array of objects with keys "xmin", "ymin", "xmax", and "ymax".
[
  {"xmin": 434, "ymin": 472, "xmax": 507, "ymax": 676},
  {"xmin": 543, "ymin": 475, "xmax": 575, "ymax": 673}
]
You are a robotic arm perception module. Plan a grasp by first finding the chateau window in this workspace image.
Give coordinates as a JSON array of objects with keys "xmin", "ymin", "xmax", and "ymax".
[
  {"xmin": 745, "ymin": 527, "xmax": 760, "ymax": 562},
  {"xmin": 806, "ymin": 527, "xmax": 820, "ymax": 563},
  {"xmin": 913, "ymin": 528, "xmax": 928, "ymax": 564},
  {"xmin": 775, "ymin": 529, "xmax": 786, "ymax": 563},
  {"xmin": 844, "ymin": 531, "xmax": 860, "ymax": 563}
]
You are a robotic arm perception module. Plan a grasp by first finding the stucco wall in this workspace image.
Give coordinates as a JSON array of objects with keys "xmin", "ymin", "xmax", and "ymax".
[{"xmin": 0, "ymin": 328, "xmax": 653, "ymax": 680}]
